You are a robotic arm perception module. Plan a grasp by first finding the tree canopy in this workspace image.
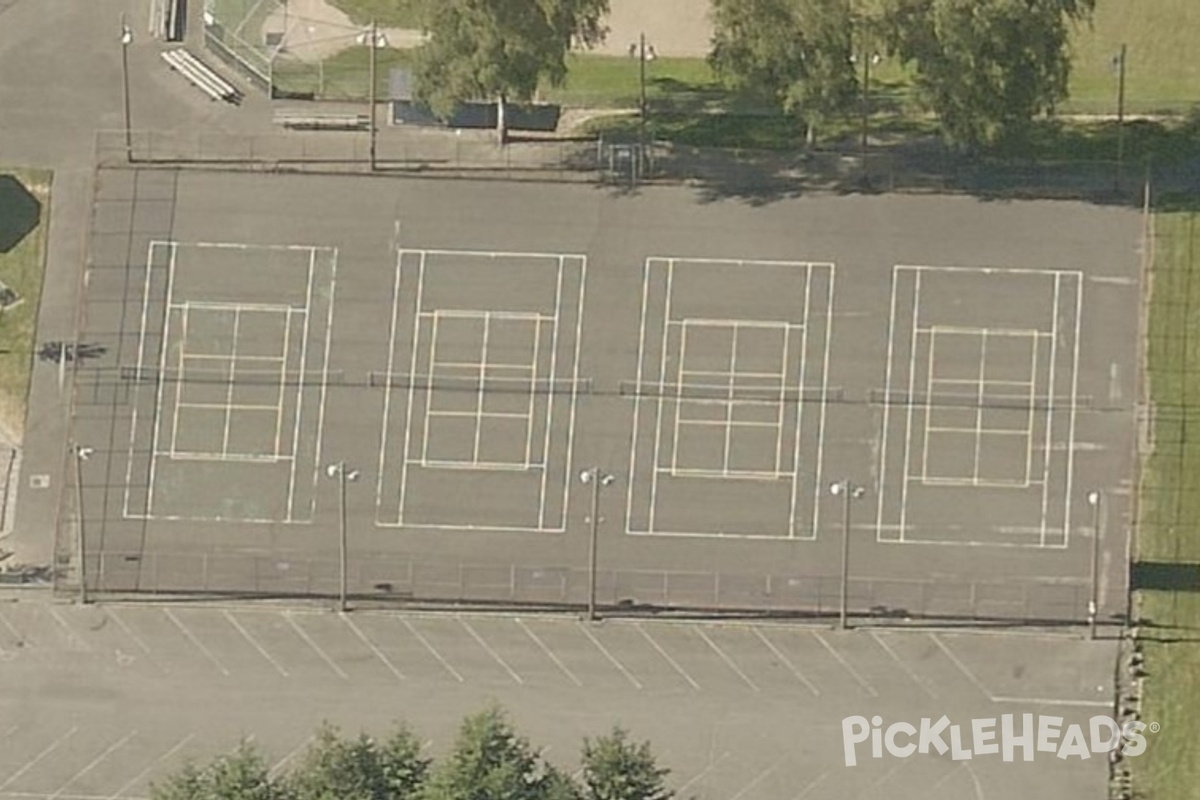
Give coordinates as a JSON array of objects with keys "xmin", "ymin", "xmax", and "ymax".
[
  {"xmin": 580, "ymin": 728, "xmax": 673, "ymax": 800},
  {"xmin": 412, "ymin": 0, "xmax": 609, "ymax": 119}
]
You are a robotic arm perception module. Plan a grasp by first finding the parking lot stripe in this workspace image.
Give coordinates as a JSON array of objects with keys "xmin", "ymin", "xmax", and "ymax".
[
  {"xmin": 105, "ymin": 610, "xmax": 151, "ymax": 656},
  {"xmin": 694, "ymin": 629, "xmax": 759, "ymax": 692},
  {"xmin": 673, "ymin": 751, "xmax": 730, "ymax": 796},
  {"xmin": 458, "ymin": 619, "xmax": 523, "ymax": 685},
  {"xmin": 0, "ymin": 609, "xmax": 28, "ymax": 649},
  {"xmin": 792, "ymin": 770, "xmax": 828, "ymax": 799},
  {"xmin": 728, "ymin": 753, "xmax": 788, "ymax": 800},
  {"xmin": 929, "ymin": 634, "xmax": 991, "ymax": 697},
  {"xmin": 811, "ymin": 632, "xmax": 877, "ymax": 697},
  {"xmin": 577, "ymin": 624, "xmax": 642, "ymax": 690},
  {"xmin": 284, "ymin": 613, "xmax": 348, "ymax": 681},
  {"xmin": 223, "ymin": 611, "xmax": 288, "ymax": 677},
  {"xmin": 636, "ymin": 624, "xmax": 700, "ymax": 690},
  {"xmin": 339, "ymin": 614, "xmax": 405, "ymax": 682},
  {"xmin": 869, "ymin": 631, "xmax": 938, "ymax": 700},
  {"xmin": 515, "ymin": 619, "xmax": 582, "ymax": 687},
  {"xmin": 400, "ymin": 618, "xmax": 464, "ymax": 682},
  {"xmin": 0, "ymin": 726, "xmax": 80, "ymax": 791},
  {"xmin": 268, "ymin": 734, "xmax": 315, "ymax": 779},
  {"xmin": 163, "ymin": 610, "xmax": 229, "ymax": 676},
  {"xmin": 751, "ymin": 628, "xmax": 819, "ymax": 695},
  {"xmin": 48, "ymin": 608, "xmax": 91, "ymax": 652},
  {"xmin": 49, "ymin": 731, "xmax": 138, "ymax": 800},
  {"xmin": 107, "ymin": 733, "xmax": 195, "ymax": 799}
]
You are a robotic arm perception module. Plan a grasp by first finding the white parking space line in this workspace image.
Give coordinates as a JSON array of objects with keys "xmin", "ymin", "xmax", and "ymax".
[
  {"xmin": 929, "ymin": 634, "xmax": 991, "ymax": 697},
  {"xmin": 223, "ymin": 611, "xmax": 289, "ymax": 677},
  {"xmin": 106, "ymin": 733, "xmax": 195, "ymax": 799},
  {"xmin": 284, "ymin": 613, "xmax": 348, "ymax": 681},
  {"xmin": 674, "ymin": 751, "xmax": 730, "ymax": 796},
  {"xmin": 811, "ymin": 632, "xmax": 877, "ymax": 697},
  {"xmin": 792, "ymin": 770, "xmax": 828, "ymax": 799},
  {"xmin": 577, "ymin": 624, "xmax": 642, "ymax": 690},
  {"xmin": 401, "ymin": 618, "xmax": 464, "ymax": 683},
  {"xmin": 339, "ymin": 614, "xmax": 406, "ymax": 682},
  {"xmin": 728, "ymin": 754, "xmax": 788, "ymax": 800},
  {"xmin": 636, "ymin": 624, "xmax": 700, "ymax": 690},
  {"xmin": 694, "ymin": 629, "xmax": 759, "ymax": 692},
  {"xmin": 0, "ymin": 610, "xmax": 26, "ymax": 648},
  {"xmin": 751, "ymin": 628, "xmax": 819, "ymax": 695},
  {"xmin": 105, "ymin": 610, "xmax": 151, "ymax": 656},
  {"xmin": 48, "ymin": 607, "xmax": 91, "ymax": 652},
  {"xmin": 49, "ymin": 731, "xmax": 138, "ymax": 800},
  {"xmin": 0, "ymin": 727, "xmax": 80, "ymax": 791},
  {"xmin": 459, "ymin": 619, "xmax": 524, "ymax": 685},
  {"xmin": 869, "ymin": 631, "xmax": 938, "ymax": 700},
  {"xmin": 268, "ymin": 735, "xmax": 315, "ymax": 779},
  {"xmin": 515, "ymin": 619, "xmax": 581, "ymax": 687},
  {"xmin": 163, "ymin": 610, "xmax": 229, "ymax": 676}
]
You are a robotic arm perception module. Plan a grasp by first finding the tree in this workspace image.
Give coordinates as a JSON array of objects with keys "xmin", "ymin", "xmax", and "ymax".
[
  {"xmin": 882, "ymin": 0, "xmax": 1096, "ymax": 148},
  {"xmin": 286, "ymin": 723, "xmax": 429, "ymax": 800},
  {"xmin": 151, "ymin": 742, "xmax": 280, "ymax": 800},
  {"xmin": 420, "ymin": 707, "xmax": 579, "ymax": 800},
  {"xmin": 412, "ymin": 0, "xmax": 609, "ymax": 141},
  {"xmin": 579, "ymin": 728, "xmax": 672, "ymax": 800},
  {"xmin": 709, "ymin": 0, "xmax": 859, "ymax": 146}
]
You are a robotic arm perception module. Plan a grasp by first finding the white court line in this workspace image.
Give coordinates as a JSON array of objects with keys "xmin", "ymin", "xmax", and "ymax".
[
  {"xmin": 875, "ymin": 267, "xmax": 903, "ymax": 542},
  {"xmin": 160, "ymin": 452, "xmax": 283, "ymax": 464},
  {"xmin": 168, "ymin": 307, "xmax": 190, "ymax": 457},
  {"xmin": 810, "ymin": 264, "xmax": 834, "ymax": 540},
  {"xmin": 919, "ymin": 323, "xmax": 941, "ymax": 484},
  {"xmin": 471, "ymin": 313, "xmax": 492, "ymax": 463},
  {"xmin": 751, "ymin": 628, "xmax": 819, "ymax": 695},
  {"xmin": 523, "ymin": 318, "xmax": 544, "ymax": 470},
  {"xmin": 308, "ymin": 248, "xmax": 338, "ymax": 519},
  {"xmin": 868, "ymin": 631, "xmax": 938, "ymax": 699},
  {"xmin": 1023, "ymin": 329, "xmax": 1040, "ymax": 484},
  {"xmin": 636, "ymin": 623, "xmax": 700, "ymax": 690},
  {"xmin": 812, "ymin": 631, "xmax": 877, "ymax": 696},
  {"xmin": 973, "ymin": 332, "xmax": 987, "ymax": 482},
  {"xmin": 422, "ymin": 309, "xmax": 551, "ymax": 322},
  {"xmin": 774, "ymin": 323, "xmax": 789, "ymax": 476},
  {"xmin": 459, "ymin": 618, "xmax": 524, "ymax": 684},
  {"xmin": 107, "ymin": 733, "xmax": 195, "ymax": 799},
  {"xmin": 177, "ymin": 401, "xmax": 285, "ymax": 412},
  {"xmin": 285, "ymin": 249, "xmax": 316, "ymax": 524},
  {"xmin": 899, "ymin": 269, "xmax": 923, "ymax": 540},
  {"xmin": 1039, "ymin": 274, "xmax": 1061, "ymax": 547},
  {"xmin": 537, "ymin": 258, "xmax": 564, "ymax": 527},
  {"xmin": 396, "ymin": 254, "xmax": 427, "ymax": 525},
  {"xmin": 898, "ymin": 264, "xmax": 1073, "ymax": 276},
  {"xmin": 146, "ymin": 242, "xmax": 178, "ymax": 515},
  {"xmin": 49, "ymin": 731, "xmax": 138, "ymax": 800},
  {"xmin": 284, "ymin": 613, "xmax": 348, "ymax": 681},
  {"xmin": 577, "ymin": 623, "xmax": 642, "ymax": 690},
  {"xmin": 0, "ymin": 727, "xmax": 79, "ymax": 791},
  {"xmin": 125, "ymin": 241, "xmax": 163, "ymax": 518},
  {"xmin": 223, "ymin": 611, "xmax": 288, "ymax": 677},
  {"xmin": 401, "ymin": 618, "xmax": 464, "ymax": 682},
  {"xmin": 928, "ymin": 634, "xmax": 991, "ymax": 697},
  {"xmin": 694, "ymin": 628, "xmax": 759, "ymax": 691},
  {"xmin": 991, "ymin": 696, "xmax": 1112, "ymax": 709},
  {"xmin": 1062, "ymin": 272, "xmax": 1084, "ymax": 548},
  {"xmin": 340, "ymin": 614, "xmax": 406, "ymax": 682},
  {"xmin": 926, "ymin": 425, "xmax": 1032, "ymax": 437},
  {"xmin": 789, "ymin": 264, "xmax": 813, "ymax": 539},
  {"xmin": 376, "ymin": 248, "xmax": 406, "ymax": 525},
  {"xmin": 164, "ymin": 609, "xmax": 229, "ymax": 676},
  {"xmin": 268, "ymin": 735, "xmax": 316, "ymax": 780},
  {"xmin": 626, "ymin": 259, "xmax": 656, "ymax": 533},
  {"xmin": 515, "ymin": 619, "xmax": 581, "ymax": 687},
  {"xmin": 221, "ymin": 309, "xmax": 243, "ymax": 457},
  {"xmin": 722, "ymin": 324, "xmax": 739, "ymax": 475},
  {"xmin": 274, "ymin": 307, "xmax": 293, "ymax": 457},
  {"xmin": 647, "ymin": 259, "xmax": 676, "ymax": 533},
  {"xmin": 428, "ymin": 409, "xmax": 531, "ymax": 421}
]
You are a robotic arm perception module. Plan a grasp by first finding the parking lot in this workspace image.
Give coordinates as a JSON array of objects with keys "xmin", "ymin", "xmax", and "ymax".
[{"xmin": 0, "ymin": 597, "xmax": 1117, "ymax": 799}]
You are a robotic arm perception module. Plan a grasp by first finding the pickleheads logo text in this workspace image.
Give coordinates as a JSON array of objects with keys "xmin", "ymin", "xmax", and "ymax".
[{"xmin": 841, "ymin": 714, "xmax": 1155, "ymax": 767}]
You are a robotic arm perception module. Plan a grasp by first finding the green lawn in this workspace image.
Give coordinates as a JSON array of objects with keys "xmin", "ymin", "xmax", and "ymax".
[
  {"xmin": 273, "ymin": 45, "xmax": 410, "ymax": 100},
  {"xmin": 326, "ymin": 0, "xmax": 423, "ymax": 28},
  {"xmin": 0, "ymin": 169, "xmax": 51, "ymax": 441},
  {"xmin": 1135, "ymin": 209, "xmax": 1200, "ymax": 800}
]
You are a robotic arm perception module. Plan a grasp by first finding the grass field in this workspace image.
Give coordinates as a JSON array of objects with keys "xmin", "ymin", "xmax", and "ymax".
[
  {"xmin": 1136, "ymin": 208, "xmax": 1200, "ymax": 799},
  {"xmin": 0, "ymin": 169, "xmax": 51, "ymax": 443},
  {"xmin": 326, "ymin": 0, "xmax": 423, "ymax": 28}
]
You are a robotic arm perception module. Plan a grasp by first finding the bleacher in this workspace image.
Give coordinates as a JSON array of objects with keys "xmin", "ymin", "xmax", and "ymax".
[
  {"xmin": 161, "ymin": 48, "xmax": 242, "ymax": 104},
  {"xmin": 272, "ymin": 110, "xmax": 370, "ymax": 131}
]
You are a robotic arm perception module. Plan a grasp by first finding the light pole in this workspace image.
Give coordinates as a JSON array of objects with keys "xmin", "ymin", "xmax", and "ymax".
[
  {"xmin": 1087, "ymin": 490, "xmax": 1102, "ymax": 640},
  {"xmin": 326, "ymin": 461, "xmax": 360, "ymax": 612},
  {"xmin": 366, "ymin": 21, "xmax": 378, "ymax": 171},
  {"xmin": 831, "ymin": 479, "xmax": 866, "ymax": 630},
  {"xmin": 73, "ymin": 444, "xmax": 94, "ymax": 604},
  {"xmin": 120, "ymin": 15, "xmax": 134, "ymax": 162},
  {"xmin": 580, "ymin": 467, "xmax": 616, "ymax": 621},
  {"xmin": 637, "ymin": 33, "xmax": 655, "ymax": 179}
]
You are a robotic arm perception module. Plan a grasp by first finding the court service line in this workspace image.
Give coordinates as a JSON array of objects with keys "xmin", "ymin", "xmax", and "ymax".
[
  {"xmin": 107, "ymin": 733, "xmax": 195, "ymax": 799},
  {"xmin": 625, "ymin": 259, "xmax": 655, "ymax": 534},
  {"xmin": 811, "ymin": 632, "xmax": 877, "ymax": 696},
  {"xmin": 868, "ymin": 631, "xmax": 938, "ymax": 700},
  {"xmin": 273, "ymin": 308, "xmax": 294, "ymax": 457},
  {"xmin": 694, "ymin": 628, "xmax": 758, "ymax": 692},
  {"xmin": 459, "ymin": 619, "xmax": 524, "ymax": 684},
  {"xmin": 339, "ymin": 614, "xmax": 406, "ymax": 682},
  {"xmin": 223, "ymin": 611, "xmax": 288, "ymax": 677},
  {"xmin": 1038, "ymin": 274, "xmax": 1062, "ymax": 547},
  {"xmin": 400, "ymin": 618, "xmax": 464, "ymax": 682},
  {"xmin": 164, "ymin": 610, "xmax": 229, "ymax": 676},
  {"xmin": 0, "ymin": 727, "xmax": 80, "ymax": 791},
  {"xmin": 283, "ymin": 250, "xmax": 316, "ymax": 523},
  {"xmin": 309, "ymin": 248, "xmax": 339, "ymax": 519},
  {"xmin": 49, "ymin": 731, "xmax": 139, "ymax": 800},
  {"xmin": 751, "ymin": 628, "xmax": 819, "ymax": 695},
  {"xmin": 125, "ymin": 241, "xmax": 161, "ymax": 518},
  {"xmin": 284, "ymin": 613, "xmax": 348, "ymax": 681},
  {"xmin": 636, "ymin": 623, "xmax": 701, "ymax": 690},
  {"xmin": 928, "ymin": 634, "xmax": 991, "ymax": 698},
  {"xmin": 395, "ymin": 253, "xmax": 427, "ymax": 525},
  {"xmin": 515, "ymin": 619, "xmax": 581, "ymax": 687},
  {"xmin": 900, "ymin": 268, "xmax": 923, "ymax": 539},
  {"xmin": 1061, "ymin": 271, "xmax": 1084, "ymax": 549},
  {"xmin": 990, "ymin": 696, "xmax": 1112, "ymax": 709},
  {"xmin": 374, "ymin": 249, "xmax": 405, "ymax": 522},
  {"xmin": 145, "ymin": 242, "xmax": 178, "ymax": 516},
  {"xmin": 875, "ymin": 267, "xmax": 903, "ymax": 542},
  {"xmin": 577, "ymin": 623, "xmax": 642, "ymax": 690},
  {"xmin": 647, "ymin": 260, "xmax": 676, "ymax": 533}
]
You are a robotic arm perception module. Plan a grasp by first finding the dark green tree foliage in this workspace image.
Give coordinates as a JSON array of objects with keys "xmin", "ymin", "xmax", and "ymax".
[
  {"xmin": 580, "ymin": 728, "xmax": 673, "ymax": 800},
  {"xmin": 412, "ymin": 0, "xmax": 609, "ymax": 119},
  {"xmin": 884, "ymin": 0, "xmax": 1096, "ymax": 148},
  {"xmin": 287, "ymin": 723, "xmax": 429, "ymax": 800},
  {"xmin": 709, "ymin": 0, "xmax": 858, "ymax": 145},
  {"xmin": 151, "ymin": 743, "xmax": 279, "ymax": 800},
  {"xmin": 420, "ymin": 708, "xmax": 578, "ymax": 800}
]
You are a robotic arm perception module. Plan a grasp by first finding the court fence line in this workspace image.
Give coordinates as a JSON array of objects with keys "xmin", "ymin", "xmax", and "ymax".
[{"xmin": 79, "ymin": 549, "xmax": 1099, "ymax": 627}]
